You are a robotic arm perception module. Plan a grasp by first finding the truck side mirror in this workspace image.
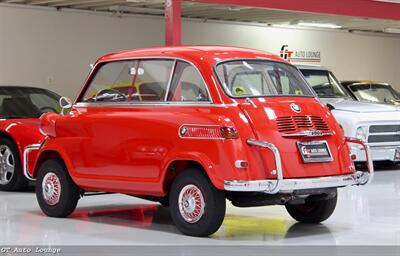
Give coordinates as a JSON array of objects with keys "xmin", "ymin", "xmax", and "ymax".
[{"xmin": 59, "ymin": 97, "xmax": 73, "ymax": 115}]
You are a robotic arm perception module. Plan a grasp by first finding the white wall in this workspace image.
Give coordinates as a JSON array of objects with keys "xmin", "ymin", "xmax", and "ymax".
[{"xmin": 1, "ymin": 4, "xmax": 400, "ymax": 99}]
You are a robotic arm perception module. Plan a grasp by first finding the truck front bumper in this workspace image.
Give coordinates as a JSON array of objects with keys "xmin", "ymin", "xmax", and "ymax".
[
  {"xmin": 349, "ymin": 143, "xmax": 400, "ymax": 162},
  {"xmin": 225, "ymin": 138, "xmax": 373, "ymax": 194}
]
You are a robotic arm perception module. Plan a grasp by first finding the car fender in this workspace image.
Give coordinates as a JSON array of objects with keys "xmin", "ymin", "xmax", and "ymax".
[{"xmin": 161, "ymin": 151, "xmax": 224, "ymax": 190}]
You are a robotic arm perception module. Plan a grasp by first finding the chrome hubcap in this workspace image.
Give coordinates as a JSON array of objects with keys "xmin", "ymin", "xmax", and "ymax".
[
  {"xmin": 0, "ymin": 145, "xmax": 15, "ymax": 185},
  {"xmin": 42, "ymin": 172, "xmax": 61, "ymax": 206},
  {"xmin": 178, "ymin": 184, "xmax": 205, "ymax": 223}
]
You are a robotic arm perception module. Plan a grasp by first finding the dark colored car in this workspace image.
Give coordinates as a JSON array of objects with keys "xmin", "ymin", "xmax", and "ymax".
[
  {"xmin": 0, "ymin": 86, "xmax": 61, "ymax": 191},
  {"xmin": 341, "ymin": 80, "xmax": 400, "ymax": 105}
]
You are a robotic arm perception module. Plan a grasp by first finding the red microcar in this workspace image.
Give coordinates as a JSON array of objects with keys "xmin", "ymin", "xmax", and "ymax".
[{"xmin": 26, "ymin": 46, "xmax": 373, "ymax": 237}]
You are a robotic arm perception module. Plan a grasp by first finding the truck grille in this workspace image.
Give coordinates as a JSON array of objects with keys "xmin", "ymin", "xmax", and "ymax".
[
  {"xmin": 369, "ymin": 125, "xmax": 400, "ymax": 133},
  {"xmin": 368, "ymin": 125, "xmax": 400, "ymax": 143},
  {"xmin": 276, "ymin": 116, "xmax": 329, "ymax": 133}
]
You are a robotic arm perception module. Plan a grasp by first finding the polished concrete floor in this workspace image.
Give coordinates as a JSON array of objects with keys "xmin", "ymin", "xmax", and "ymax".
[{"xmin": 1, "ymin": 166, "xmax": 400, "ymax": 246}]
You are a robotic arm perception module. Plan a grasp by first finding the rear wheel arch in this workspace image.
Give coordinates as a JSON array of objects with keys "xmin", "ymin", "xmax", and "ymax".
[
  {"xmin": 162, "ymin": 159, "xmax": 219, "ymax": 195},
  {"xmin": 0, "ymin": 132, "xmax": 18, "ymax": 151}
]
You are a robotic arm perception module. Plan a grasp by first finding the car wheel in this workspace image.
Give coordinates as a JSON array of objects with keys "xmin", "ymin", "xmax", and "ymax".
[
  {"xmin": 169, "ymin": 169, "xmax": 226, "ymax": 237},
  {"xmin": 36, "ymin": 159, "xmax": 80, "ymax": 217},
  {"xmin": 0, "ymin": 138, "xmax": 28, "ymax": 191},
  {"xmin": 285, "ymin": 191, "xmax": 337, "ymax": 223}
]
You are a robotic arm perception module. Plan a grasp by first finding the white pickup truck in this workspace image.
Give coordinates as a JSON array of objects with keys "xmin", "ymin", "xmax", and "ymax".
[{"xmin": 297, "ymin": 65, "xmax": 400, "ymax": 164}]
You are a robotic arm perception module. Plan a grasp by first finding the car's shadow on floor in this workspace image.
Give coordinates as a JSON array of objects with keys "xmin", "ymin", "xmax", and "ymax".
[
  {"xmin": 69, "ymin": 203, "xmax": 181, "ymax": 235},
  {"xmin": 34, "ymin": 203, "xmax": 336, "ymax": 240}
]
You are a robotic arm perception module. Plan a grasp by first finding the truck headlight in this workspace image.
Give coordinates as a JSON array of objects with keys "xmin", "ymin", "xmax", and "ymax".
[{"xmin": 355, "ymin": 126, "xmax": 368, "ymax": 142}]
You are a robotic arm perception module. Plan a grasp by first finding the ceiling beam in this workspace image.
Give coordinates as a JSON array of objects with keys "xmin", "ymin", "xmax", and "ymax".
[{"xmin": 189, "ymin": 0, "xmax": 400, "ymax": 21}]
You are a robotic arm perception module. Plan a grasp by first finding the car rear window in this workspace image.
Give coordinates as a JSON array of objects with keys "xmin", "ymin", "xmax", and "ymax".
[{"xmin": 215, "ymin": 60, "xmax": 314, "ymax": 98}]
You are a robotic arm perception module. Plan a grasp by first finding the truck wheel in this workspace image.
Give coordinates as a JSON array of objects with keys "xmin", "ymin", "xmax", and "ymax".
[
  {"xmin": 36, "ymin": 159, "xmax": 80, "ymax": 217},
  {"xmin": 169, "ymin": 169, "xmax": 226, "ymax": 237},
  {"xmin": 285, "ymin": 191, "xmax": 337, "ymax": 223},
  {"xmin": 0, "ymin": 138, "xmax": 28, "ymax": 191}
]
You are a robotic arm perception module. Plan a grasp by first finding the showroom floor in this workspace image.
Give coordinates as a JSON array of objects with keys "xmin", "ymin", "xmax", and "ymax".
[{"xmin": 1, "ymin": 166, "xmax": 399, "ymax": 246}]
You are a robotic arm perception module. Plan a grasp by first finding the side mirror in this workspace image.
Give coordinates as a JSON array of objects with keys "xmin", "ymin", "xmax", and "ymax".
[{"xmin": 59, "ymin": 97, "xmax": 73, "ymax": 115}]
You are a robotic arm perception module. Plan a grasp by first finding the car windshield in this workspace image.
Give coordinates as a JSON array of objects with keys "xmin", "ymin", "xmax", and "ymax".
[
  {"xmin": 349, "ymin": 83, "xmax": 400, "ymax": 105},
  {"xmin": 215, "ymin": 60, "xmax": 314, "ymax": 98},
  {"xmin": 0, "ymin": 87, "xmax": 61, "ymax": 119},
  {"xmin": 300, "ymin": 69, "xmax": 352, "ymax": 99}
]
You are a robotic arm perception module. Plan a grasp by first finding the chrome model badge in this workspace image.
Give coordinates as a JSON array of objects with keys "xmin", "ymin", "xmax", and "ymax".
[{"xmin": 290, "ymin": 103, "xmax": 301, "ymax": 113}]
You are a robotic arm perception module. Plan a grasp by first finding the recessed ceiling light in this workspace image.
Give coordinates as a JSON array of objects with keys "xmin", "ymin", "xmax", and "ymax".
[
  {"xmin": 383, "ymin": 27, "xmax": 400, "ymax": 33},
  {"xmin": 297, "ymin": 22, "xmax": 342, "ymax": 29},
  {"xmin": 373, "ymin": 0, "xmax": 400, "ymax": 3}
]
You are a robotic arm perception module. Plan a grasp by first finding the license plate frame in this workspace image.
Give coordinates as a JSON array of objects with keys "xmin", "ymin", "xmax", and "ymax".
[{"xmin": 297, "ymin": 140, "xmax": 333, "ymax": 163}]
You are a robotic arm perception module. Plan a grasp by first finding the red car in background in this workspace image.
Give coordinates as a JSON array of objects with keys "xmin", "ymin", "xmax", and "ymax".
[
  {"xmin": 30, "ymin": 46, "xmax": 373, "ymax": 237},
  {"xmin": 0, "ymin": 86, "xmax": 60, "ymax": 191}
]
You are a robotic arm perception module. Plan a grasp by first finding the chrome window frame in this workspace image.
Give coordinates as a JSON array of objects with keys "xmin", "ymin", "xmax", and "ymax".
[{"xmin": 76, "ymin": 56, "xmax": 213, "ymax": 106}]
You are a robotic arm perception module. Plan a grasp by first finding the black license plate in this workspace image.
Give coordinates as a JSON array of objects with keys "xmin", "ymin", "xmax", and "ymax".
[{"xmin": 297, "ymin": 141, "xmax": 332, "ymax": 163}]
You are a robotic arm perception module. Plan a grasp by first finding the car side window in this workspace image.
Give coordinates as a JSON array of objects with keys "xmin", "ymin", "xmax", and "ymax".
[
  {"xmin": 81, "ymin": 59, "xmax": 174, "ymax": 103},
  {"xmin": 133, "ymin": 60, "xmax": 174, "ymax": 102},
  {"xmin": 82, "ymin": 61, "xmax": 137, "ymax": 103},
  {"xmin": 168, "ymin": 61, "xmax": 210, "ymax": 102}
]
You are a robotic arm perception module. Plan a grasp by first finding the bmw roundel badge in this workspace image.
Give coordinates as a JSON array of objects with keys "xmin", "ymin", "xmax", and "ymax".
[{"xmin": 290, "ymin": 103, "xmax": 301, "ymax": 113}]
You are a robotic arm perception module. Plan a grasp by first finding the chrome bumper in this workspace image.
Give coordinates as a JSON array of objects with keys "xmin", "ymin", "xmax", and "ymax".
[
  {"xmin": 224, "ymin": 138, "xmax": 373, "ymax": 194},
  {"xmin": 23, "ymin": 144, "xmax": 41, "ymax": 181}
]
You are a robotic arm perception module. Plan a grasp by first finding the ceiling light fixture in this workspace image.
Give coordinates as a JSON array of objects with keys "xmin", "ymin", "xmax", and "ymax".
[
  {"xmin": 109, "ymin": 5, "xmax": 164, "ymax": 15},
  {"xmin": 297, "ymin": 22, "xmax": 342, "ymax": 29},
  {"xmin": 373, "ymin": 0, "xmax": 400, "ymax": 4},
  {"xmin": 383, "ymin": 27, "xmax": 400, "ymax": 33}
]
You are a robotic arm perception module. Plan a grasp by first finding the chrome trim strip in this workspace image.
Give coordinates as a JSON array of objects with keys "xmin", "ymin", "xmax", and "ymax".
[
  {"xmin": 246, "ymin": 139, "xmax": 283, "ymax": 194},
  {"xmin": 164, "ymin": 59, "xmax": 177, "ymax": 101},
  {"xmin": 73, "ymin": 102, "xmax": 236, "ymax": 107},
  {"xmin": 282, "ymin": 130, "xmax": 333, "ymax": 138},
  {"xmin": 23, "ymin": 144, "xmax": 41, "ymax": 181}
]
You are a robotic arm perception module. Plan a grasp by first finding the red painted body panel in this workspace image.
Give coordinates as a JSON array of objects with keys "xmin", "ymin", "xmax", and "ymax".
[
  {"xmin": 34, "ymin": 46, "xmax": 354, "ymax": 197},
  {"xmin": 0, "ymin": 118, "xmax": 44, "ymax": 172}
]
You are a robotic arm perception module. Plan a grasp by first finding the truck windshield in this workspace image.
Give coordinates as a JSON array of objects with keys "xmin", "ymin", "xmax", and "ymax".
[
  {"xmin": 215, "ymin": 60, "xmax": 314, "ymax": 98},
  {"xmin": 349, "ymin": 84, "xmax": 400, "ymax": 104},
  {"xmin": 300, "ymin": 69, "xmax": 352, "ymax": 99}
]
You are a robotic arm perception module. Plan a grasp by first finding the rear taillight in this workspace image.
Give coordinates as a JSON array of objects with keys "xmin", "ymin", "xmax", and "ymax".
[
  {"xmin": 220, "ymin": 126, "xmax": 239, "ymax": 139},
  {"xmin": 179, "ymin": 125, "xmax": 239, "ymax": 139}
]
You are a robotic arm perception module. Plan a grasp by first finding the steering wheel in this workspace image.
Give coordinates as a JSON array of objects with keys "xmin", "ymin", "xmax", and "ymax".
[
  {"xmin": 39, "ymin": 106, "xmax": 58, "ymax": 114},
  {"xmin": 95, "ymin": 88, "xmax": 127, "ymax": 101}
]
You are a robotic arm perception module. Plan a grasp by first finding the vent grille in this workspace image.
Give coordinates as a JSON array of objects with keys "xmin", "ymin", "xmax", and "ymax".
[{"xmin": 276, "ymin": 116, "xmax": 329, "ymax": 133}]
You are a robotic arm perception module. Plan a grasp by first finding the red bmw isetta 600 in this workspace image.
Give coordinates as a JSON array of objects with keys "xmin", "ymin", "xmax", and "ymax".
[{"xmin": 25, "ymin": 46, "xmax": 373, "ymax": 237}]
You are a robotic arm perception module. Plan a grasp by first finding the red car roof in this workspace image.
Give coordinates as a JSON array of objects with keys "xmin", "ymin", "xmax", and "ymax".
[{"xmin": 96, "ymin": 46, "xmax": 287, "ymax": 65}]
